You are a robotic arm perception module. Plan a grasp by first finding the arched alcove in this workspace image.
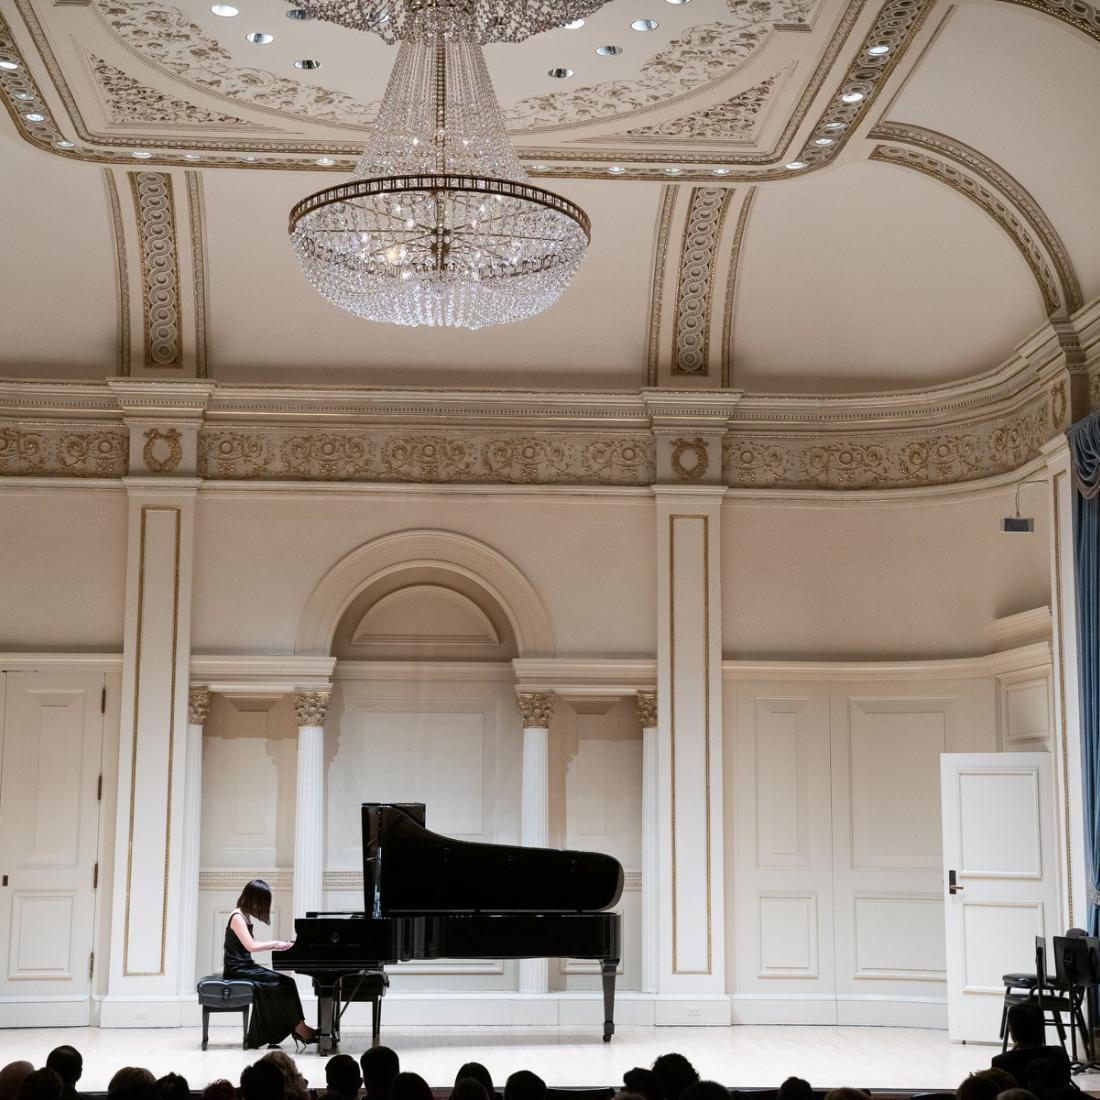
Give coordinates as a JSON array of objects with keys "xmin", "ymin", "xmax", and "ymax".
[{"xmin": 295, "ymin": 529, "xmax": 554, "ymax": 658}]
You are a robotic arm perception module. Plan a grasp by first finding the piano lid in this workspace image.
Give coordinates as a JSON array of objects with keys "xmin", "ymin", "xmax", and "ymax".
[{"xmin": 362, "ymin": 803, "xmax": 624, "ymax": 916}]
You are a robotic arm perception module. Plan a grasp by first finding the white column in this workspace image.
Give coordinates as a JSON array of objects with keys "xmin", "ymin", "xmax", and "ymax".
[
  {"xmin": 636, "ymin": 690, "xmax": 659, "ymax": 994},
  {"xmin": 104, "ymin": 479, "xmax": 199, "ymax": 1026},
  {"xmin": 293, "ymin": 690, "xmax": 330, "ymax": 922},
  {"xmin": 1043, "ymin": 437, "xmax": 1088, "ymax": 929},
  {"xmin": 655, "ymin": 486, "xmax": 727, "ymax": 1012},
  {"xmin": 177, "ymin": 687, "xmax": 210, "ymax": 996},
  {"xmin": 517, "ymin": 691, "xmax": 554, "ymax": 994}
]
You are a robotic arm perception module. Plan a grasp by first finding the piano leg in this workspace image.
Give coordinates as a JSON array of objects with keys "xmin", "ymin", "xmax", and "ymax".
[
  {"xmin": 600, "ymin": 958, "xmax": 618, "ymax": 1042},
  {"xmin": 371, "ymin": 993, "xmax": 382, "ymax": 1046},
  {"xmin": 314, "ymin": 979, "xmax": 338, "ymax": 1055}
]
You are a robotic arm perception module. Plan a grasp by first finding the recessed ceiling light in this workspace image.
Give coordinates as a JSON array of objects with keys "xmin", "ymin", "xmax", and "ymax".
[
  {"xmin": 286, "ymin": 7, "xmax": 311, "ymax": 18},
  {"xmin": 824, "ymin": 121, "xmax": 845, "ymax": 131},
  {"xmin": 295, "ymin": 58, "xmax": 321, "ymax": 70},
  {"xmin": 814, "ymin": 137, "xmax": 834, "ymax": 146},
  {"xmin": 665, "ymin": 0, "xmax": 693, "ymax": 4},
  {"xmin": 664, "ymin": 167, "xmax": 683, "ymax": 175},
  {"xmin": 14, "ymin": 92, "xmax": 34, "ymax": 101},
  {"xmin": 712, "ymin": 167, "xmax": 731, "ymax": 175},
  {"xmin": 531, "ymin": 163, "xmax": 549, "ymax": 171},
  {"xmin": 785, "ymin": 161, "xmax": 806, "ymax": 169},
  {"xmin": 548, "ymin": 67, "xmax": 573, "ymax": 78},
  {"xmin": 608, "ymin": 165, "xmax": 626, "ymax": 174},
  {"xmin": 867, "ymin": 43, "xmax": 891, "ymax": 55},
  {"xmin": 632, "ymin": 19, "xmax": 659, "ymax": 30},
  {"xmin": 596, "ymin": 45, "xmax": 623, "ymax": 56},
  {"xmin": 23, "ymin": 112, "xmax": 45, "ymax": 121},
  {"xmin": 54, "ymin": 139, "xmax": 75, "ymax": 149},
  {"xmin": 210, "ymin": 4, "xmax": 239, "ymax": 15},
  {"xmin": 841, "ymin": 90, "xmax": 864, "ymax": 103},
  {"xmin": 131, "ymin": 150, "xmax": 153, "ymax": 158},
  {"xmin": 240, "ymin": 154, "xmax": 257, "ymax": 161},
  {"xmin": 316, "ymin": 157, "xmax": 335, "ymax": 166},
  {"xmin": 563, "ymin": 19, "xmax": 585, "ymax": 29},
  {"xmin": 246, "ymin": 32, "xmax": 274, "ymax": 44},
  {"xmin": 0, "ymin": 59, "xmax": 19, "ymax": 71},
  {"xmin": 183, "ymin": 153, "xmax": 202, "ymax": 160}
]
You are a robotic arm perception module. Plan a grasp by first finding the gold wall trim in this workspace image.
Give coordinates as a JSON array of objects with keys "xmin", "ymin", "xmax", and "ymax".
[
  {"xmin": 721, "ymin": 187, "xmax": 757, "ymax": 389},
  {"xmin": 646, "ymin": 186, "xmax": 678, "ymax": 387},
  {"xmin": 1051, "ymin": 469, "xmax": 1074, "ymax": 925},
  {"xmin": 870, "ymin": 123, "xmax": 1082, "ymax": 314},
  {"xmin": 185, "ymin": 171, "xmax": 210, "ymax": 380},
  {"xmin": 669, "ymin": 512, "xmax": 713, "ymax": 976},
  {"xmin": 103, "ymin": 170, "xmax": 131, "ymax": 377},
  {"xmin": 122, "ymin": 505, "xmax": 181, "ymax": 976}
]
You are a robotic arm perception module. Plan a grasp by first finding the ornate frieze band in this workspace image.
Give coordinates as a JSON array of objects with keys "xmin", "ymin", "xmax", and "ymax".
[
  {"xmin": 673, "ymin": 188, "xmax": 734, "ymax": 376},
  {"xmin": 199, "ymin": 430, "xmax": 656, "ymax": 485},
  {"xmin": 870, "ymin": 135, "xmax": 1075, "ymax": 318},
  {"xmin": 0, "ymin": 425, "xmax": 128, "ymax": 477},
  {"xmin": 128, "ymin": 172, "xmax": 183, "ymax": 369}
]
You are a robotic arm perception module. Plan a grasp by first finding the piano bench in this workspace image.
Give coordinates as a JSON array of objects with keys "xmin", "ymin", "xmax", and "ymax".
[{"xmin": 196, "ymin": 976, "xmax": 254, "ymax": 1050}]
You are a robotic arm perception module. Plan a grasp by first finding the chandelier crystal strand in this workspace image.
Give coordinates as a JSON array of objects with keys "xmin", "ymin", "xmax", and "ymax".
[{"xmin": 288, "ymin": 0, "xmax": 603, "ymax": 329}]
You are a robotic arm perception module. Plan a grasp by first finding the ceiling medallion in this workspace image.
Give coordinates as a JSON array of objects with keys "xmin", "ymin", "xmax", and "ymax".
[{"xmin": 287, "ymin": 0, "xmax": 610, "ymax": 329}]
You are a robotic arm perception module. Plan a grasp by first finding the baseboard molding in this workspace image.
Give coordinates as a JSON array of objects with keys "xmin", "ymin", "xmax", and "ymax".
[
  {"xmin": 98, "ymin": 996, "xmax": 185, "ymax": 1028},
  {"xmin": 731, "ymin": 994, "xmax": 946, "ymax": 1028},
  {"xmin": 0, "ymin": 997, "xmax": 91, "ymax": 1028}
]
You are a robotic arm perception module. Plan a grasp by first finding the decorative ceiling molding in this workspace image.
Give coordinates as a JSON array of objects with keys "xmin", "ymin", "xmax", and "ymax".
[
  {"xmin": 613, "ymin": 75, "xmax": 782, "ymax": 145},
  {"xmin": 88, "ymin": 53, "xmax": 247, "ymax": 127},
  {"xmin": 184, "ymin": 171, "xmax": 210, "ymax": 380},
  {"xmin": 870, "ymin": 122, "xmax": 1082, "ymax": 315},
  {"xmin": 995, "ymin": 0, "xmax": 1100, "ymax": 43},
  {"xmin": 646, "ymin": 186, "xmax": 679, "ymax": 388},
  {"xmin": 721, "ymin": 187, "xmax": 758, "ymax": 389},
  {"xmin": 92, "ymin": 0, "xmax": 377, "ymax": 128},
  {"xmin": 0, "ymin": 425, "xmax": 128, "ymax": 478},
  {"xmin": 869, "ymin": 143, "xmax": 1065, "ymax": 317},
  {"xmin": 673, "ymin": 188, "xmax": 735, "ymax": 376},
  {"xmin": 505, "ymin": 0, "xmax": 815, "ymax": 133},
  {"xmin": 128, "ymin": 171, "xmax": 183, "ymax": 369},
  {"xmin": 102, "ymin": 169, "xmax": 131, "ymax": 377}
]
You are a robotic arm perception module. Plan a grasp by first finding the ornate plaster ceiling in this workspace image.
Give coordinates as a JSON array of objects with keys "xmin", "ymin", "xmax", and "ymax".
[{"xmin": 0, "ymin": 0, "xmax": 1098, "ymax": 402}]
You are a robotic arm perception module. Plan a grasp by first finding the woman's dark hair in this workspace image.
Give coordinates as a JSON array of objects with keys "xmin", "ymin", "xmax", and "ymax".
[
  {"xmin": 236, "ymin": 879, "xmax": 272, "ymax": 924},
  {"xmin": 456, "ymin": 1064, "xmax": 495, "ymax": 1095},
  {"xmin": 1008, "ymin": 1003, "xmax": 1046, "ymax": 1048}
]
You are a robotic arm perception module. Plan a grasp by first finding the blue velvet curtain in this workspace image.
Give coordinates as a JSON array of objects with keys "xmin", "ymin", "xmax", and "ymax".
[{"xmin": 1069, "ymin": 413, "xmax": 1100, "ymax": 935}]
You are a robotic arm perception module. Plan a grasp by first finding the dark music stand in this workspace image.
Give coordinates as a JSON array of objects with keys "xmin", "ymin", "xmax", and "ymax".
[{"xmin": 1053, "ymin": 934, "xmax": 1100, "ymax": 1071}]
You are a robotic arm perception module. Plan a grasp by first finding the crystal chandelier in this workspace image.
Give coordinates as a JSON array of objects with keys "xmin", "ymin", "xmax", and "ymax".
[{"xmin": 288, "ymin": 1, "xmax": 611, "ymax": 329}]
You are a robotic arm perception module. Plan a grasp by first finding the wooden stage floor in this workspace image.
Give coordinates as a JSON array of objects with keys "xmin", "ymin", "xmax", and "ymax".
[{"xmin": 6, "ymin": 1024, "xmax": 1098, "ymax": 1093}]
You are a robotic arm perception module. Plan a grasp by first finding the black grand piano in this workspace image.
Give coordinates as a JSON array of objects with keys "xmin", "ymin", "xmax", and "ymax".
[{"xmin": 274, "ymin": 803, "xmax": 623, "ymax": 1052}]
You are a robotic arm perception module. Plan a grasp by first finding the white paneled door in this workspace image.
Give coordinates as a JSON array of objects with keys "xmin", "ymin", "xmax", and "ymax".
[
  {"xmin": 941, "ymin": 753, "xmax": 1059, "ymax": 1042},
  {"xmin": 0, "ymin": 673, "xmax": 105, "ymax": 1025}
]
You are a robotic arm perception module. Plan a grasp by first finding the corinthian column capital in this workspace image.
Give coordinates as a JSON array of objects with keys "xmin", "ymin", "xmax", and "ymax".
[
  {"xmin": 294, "ymin": 690, "xmax": 331, "ymax": 727},
  {"xmin": 188, "ymin": 687, "xmax": 212, "ymax": 727},
  {"xmin": 517, "ymin": 691, "xmax": 555, "ymax": 729},
  {"xmin": 635, "ymin": 690, "xmax": 657, "ymax": 730}
]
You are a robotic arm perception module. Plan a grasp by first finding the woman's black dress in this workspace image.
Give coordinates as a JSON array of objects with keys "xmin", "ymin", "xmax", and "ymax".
[{"xmin": 223, "ymin": 914, "xmax": 304, "ymax": 1048}]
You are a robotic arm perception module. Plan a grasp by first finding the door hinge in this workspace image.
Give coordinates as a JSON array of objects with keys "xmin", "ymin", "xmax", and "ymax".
[
  {"xmin": 88, "ymin": 952, "xmax": 95, "ymax": 980},
  {"xmin": 92, "ymin": 862, "xmax": 99, "ymax": 890},
  {"xmin": 97, "ymin": 774, "xmax": 103, "ymax": 802},
  {"xmin": 100, "ymin": 687, "xmax": 106, "ymax": 714}
]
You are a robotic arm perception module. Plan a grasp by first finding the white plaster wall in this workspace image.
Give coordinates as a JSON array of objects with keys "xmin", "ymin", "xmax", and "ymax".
[
  {"xmin": 722, "ymin": 491, "xmax": 1051, "ymax": 659},
  {"xmin": 0, "ymin": 490, "xmax": 127, "ymax": 649},
  {"xmin": 191, "ymin": 492, "xmax": 657, "ymax": 656}
]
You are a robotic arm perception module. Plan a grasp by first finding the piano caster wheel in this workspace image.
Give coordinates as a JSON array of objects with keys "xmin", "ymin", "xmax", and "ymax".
[{"xmin": 602, "ymin": 1035, "xmax": 611, "ymax": 1043}]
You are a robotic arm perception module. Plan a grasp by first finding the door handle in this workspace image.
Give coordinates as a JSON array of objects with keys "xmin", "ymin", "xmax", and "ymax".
[
  {"xmin": 948, "ymin": 869, "xmax": 964, "ymax": 895},
  {"xmin": 1, "ymin": 875, "xmax": 7, "ymax": 887}
]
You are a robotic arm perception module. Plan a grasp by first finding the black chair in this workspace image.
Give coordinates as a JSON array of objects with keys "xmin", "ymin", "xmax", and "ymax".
[
  {"xmin": 196, "ymin": 974, "xmax": 254, "ymax": 1050},
  {"xmin": 1052, "ymin": 934, "xmax": 1100, "ymax": 1068},
  {"xmin": 1000, "ymin": 936, "xmax": 1075, "ymax": 1051}
]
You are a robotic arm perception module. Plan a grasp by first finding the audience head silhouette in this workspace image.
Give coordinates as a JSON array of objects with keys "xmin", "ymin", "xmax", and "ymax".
[
  {"xmin": 155, "ymin": 1073, "xmax": 189, "ymax": 1100},
  {"xmin": 44, "ymin": 1049, "xmax": 81, "ymax": 1094},
  {"xmin": 456, "ymin": 1063, "xmax": 495, "ymax": 1095},
  {"xmin": 651, "ymin": 1054, "xmax": 699, "ymax": 1100},
  {"xmin": 0, "ymin": 1063, "xmax": 35, "ymax": 1100},
  {"xmin": 201, "ymin": 1081, "xmax": 237, "ymax": 1100},
  {"xmin": 325, "ymin": 1054, "xmax": 363, "ymax": 1099},
  {"xmin": 504, "ymin": 1070, "xmax": 546, "ymax": 1100},
  {"xmin": 623, "ymin": 1067, "xmax": 663, "ymax": 1100},
  {"xmin": 680, "ymin": 1082, "xmax": 729, "ymax": 1100},
  {"xmin": 107, "ymin": 1068, "xmax": 156, "ymax": 1095},
  {"xmin": 14, "ymin": 1069, "xmax": 63, "ymax": 1100},
  {"xmin": 778, "ymin": 1078, "xmax": 813, "ymax": 1100},
  {"xmin": 823, "ymin": 1090, "xmax": 871, "ymax": 1100},
  {"xmin": 361, "ymin": 1046, "xmax": 401, "ymax": 1095},
  {"xmin": 452, "ymin": 1079, "xmax": 490, "ymax": 1100},
  {"xmin": 240, "ymin": 1060, "xmax": 285, "ymax": 1100},
  {"xmin": 390, "ymin": 1072, "xmax": 433, "ymax": 1100},
  {"xmin": 1007, "ymin": 1004, "xmax": 1046, "ymax": 1048}
]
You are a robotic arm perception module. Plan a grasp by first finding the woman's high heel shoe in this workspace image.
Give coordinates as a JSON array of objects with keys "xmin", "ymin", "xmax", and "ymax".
[{"xmin": 292, "ymin": 1030, "xmax": 318, "ymax": 1052}]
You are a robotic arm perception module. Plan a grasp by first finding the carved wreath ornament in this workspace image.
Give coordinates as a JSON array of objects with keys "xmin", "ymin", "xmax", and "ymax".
[
  {"xmin": 671, "ymin": 437, "xmax": 709, "ymax": 481},
  {"xmin": 143, "ymin": 427, "xmax": 183, "ymax": 473}
]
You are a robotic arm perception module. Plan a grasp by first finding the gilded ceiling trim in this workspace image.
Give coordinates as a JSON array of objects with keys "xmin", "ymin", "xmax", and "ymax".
[
  {"xmin": 103, "ymin": 169, "xmax": 131, "ymax": 377},
  {"xmin": 128, "ymin": 171, "xmax": 183, "ymax": 369},
  {"xmin": 721, "ymin": 187, "xmax": 758, "ymax": 389},
  {"xmin": 647, "ymin": 186, "xmax": 679, "ymax": 388},
  {"xmin": 673, "ymin": 188, "xmax": 735, "ymax": 376},
  {"xmin": 871, "ymin": 122, "xmax": 1082, "ymax": 314},
  {"xmin": 185, "ymin": 172, "xmax": 210, "ymax": 380},
  {"xmin": 870, "ymin": 144, "xmax": 1063, "ymax": 316},
  {"xmin": 994, "ymin": 0, "xmax": 1100, "ymax": 43}
]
